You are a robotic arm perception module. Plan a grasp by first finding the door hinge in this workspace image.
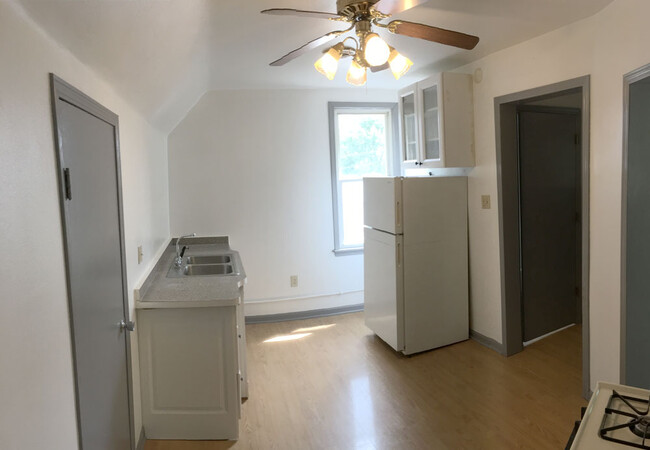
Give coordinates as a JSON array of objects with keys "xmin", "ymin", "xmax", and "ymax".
[
  {"xmin": 575, "ymin": 134, "xmax": 580, "ymax": 145},
  {"xmin": 63, "ymin": 168, "xmax": 72, "ymax": 200},
  {"xmin": 575, "ymin": 286, "xmax": 581, "ymax": 297}
]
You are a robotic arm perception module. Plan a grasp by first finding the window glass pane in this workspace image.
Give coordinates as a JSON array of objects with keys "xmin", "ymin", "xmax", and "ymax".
[
  {"xmin": 340, "ymin": 180, "xmax": 364, "ymax": 246},
  {"xmin": 331, "ymin": 106, "xmax": 393, "ymax": 251},
  {"xmin": 337, "ymin": 113, "xmax": 388, "ymax": 179}
]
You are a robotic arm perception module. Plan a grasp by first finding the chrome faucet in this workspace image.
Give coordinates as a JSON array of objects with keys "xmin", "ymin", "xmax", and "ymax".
[{"xmin": 174, "ymin": 233, "xmax": 196, "ymax": 267}]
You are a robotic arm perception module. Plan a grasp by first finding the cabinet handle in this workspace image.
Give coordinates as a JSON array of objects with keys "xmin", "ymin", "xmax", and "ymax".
[
  {"xmin": 396, "ymin": 201, "xmax": 401, "ymax": 228},
  {"xmin": 63, "ymin": 168, "xmax": 72, "ymax": 200}
]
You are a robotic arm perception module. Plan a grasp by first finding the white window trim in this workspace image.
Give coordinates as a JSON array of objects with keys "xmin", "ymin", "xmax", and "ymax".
[{"xmin": 328, "ymin": 102, "xmax": 400, "ymax": 255}]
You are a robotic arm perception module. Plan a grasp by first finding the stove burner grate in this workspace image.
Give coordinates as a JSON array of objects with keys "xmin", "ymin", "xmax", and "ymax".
[{"xmin": 600, "ymin": 390, "xmax": 650, "ymax": 449}]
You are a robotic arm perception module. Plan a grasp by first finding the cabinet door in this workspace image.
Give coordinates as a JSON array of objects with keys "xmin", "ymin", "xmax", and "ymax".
[
  {"xmin": 398, "ymin": 85, "xmax": 420, "ymax": 168},
  {"xmin": 138, "ymin": 307, "xmax": 239, "ymax": 440},
  {"xmin": 419, "ymin": 78, "xmax": 443, "ymax": 166},
  {"xmin": 417, "ymin": 76, "xmax": 445, "ymax": 167}
]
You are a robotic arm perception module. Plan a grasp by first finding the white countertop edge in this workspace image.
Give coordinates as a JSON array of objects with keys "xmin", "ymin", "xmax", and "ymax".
[{"xmin": 135, "ymin": 298, "xmax": 240, "ymax": 309}]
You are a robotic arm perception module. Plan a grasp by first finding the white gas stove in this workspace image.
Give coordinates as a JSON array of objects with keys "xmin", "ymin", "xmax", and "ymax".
[{"xmin": 570, "ymin": 381, "xmax": 650, "ymax": 449}]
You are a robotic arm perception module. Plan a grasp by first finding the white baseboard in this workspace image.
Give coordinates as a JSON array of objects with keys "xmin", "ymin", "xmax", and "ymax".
[{"xmin": 245, "ymin": 290, "xmax": 363, "ymax": 317}]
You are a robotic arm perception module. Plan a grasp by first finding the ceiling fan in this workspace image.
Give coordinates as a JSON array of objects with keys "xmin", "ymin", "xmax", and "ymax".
[{"xmin": 261, "ymin": 0, "xmax": 480, "ymax": 86}]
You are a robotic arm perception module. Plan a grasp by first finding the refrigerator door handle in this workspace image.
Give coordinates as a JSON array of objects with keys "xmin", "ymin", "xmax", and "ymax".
[
  {"xmin": 396, "ymin": 242, "xmax": 402, "ymax": 267},
  {"xmin": 396, "ymin": 201, "xmax": 401, "ymax": 228}
]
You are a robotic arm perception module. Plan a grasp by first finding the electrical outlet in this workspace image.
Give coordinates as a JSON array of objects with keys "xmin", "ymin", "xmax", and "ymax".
[
  {"xmin": 481, "ymin": 195, "xmax": 491, "ymax": 209},
  {"xmin": 137, "ymin": 245, "xmax": 144, "ymax": 264},
  {"xmin": 290, "ymin": 275, "xmax": 298, "ymax": 288}
]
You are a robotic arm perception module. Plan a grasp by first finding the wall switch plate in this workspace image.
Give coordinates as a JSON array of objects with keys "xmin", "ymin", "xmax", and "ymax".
[
  {"xmin": 290, "ymin": 275, "xmax": 298, "ymax": 287},
  {"xmin": 137, "ymin": 245, "xmax": 143, "ymax": 264},
  {"xmin": 481, "ymin": 195, "xmax": 491, "ymax": 209}
]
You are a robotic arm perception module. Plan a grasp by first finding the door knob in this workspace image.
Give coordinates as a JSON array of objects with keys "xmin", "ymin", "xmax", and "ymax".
[{"xmin": 119, "ymin": 319, "xmax": 135, "ymax": 332}]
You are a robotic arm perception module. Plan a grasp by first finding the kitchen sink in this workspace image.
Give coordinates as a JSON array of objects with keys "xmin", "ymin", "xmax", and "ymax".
[
  {"xmin": 166, "ymin": 251, "xmax": 239, "ymax": 278},
  {"xmin": 183, "ymin": 264, "xmax": 234, "ymax": 276},
  {"xmin": 186, "ymin": 255, "xmax": 231, "ymax": 265}
]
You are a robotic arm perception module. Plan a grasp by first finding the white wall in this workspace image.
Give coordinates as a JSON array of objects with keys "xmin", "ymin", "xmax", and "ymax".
[
  {"xmin": 168, "ymin": 89, "xmax": 395, "ymax": 315},
  {"xmin": 456, "ymin": 0, "xmax": 650, "ymax": 389},
  {"xmin": 0, "ymin": 3, "xmax": 170, "ymax": 449}
]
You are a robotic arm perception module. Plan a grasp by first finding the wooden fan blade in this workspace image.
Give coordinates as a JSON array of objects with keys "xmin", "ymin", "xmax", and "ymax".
[
  {"xmin": 269, "ymin": 27, "xmax": 351, "ymax": 66},
  {"xmin": 388, "ymin": 20, "xmax": 479, "ymax": 50},
  {"xmin": 370, "ymin": 63, "xmax": 390, "ymax": 73},
  {"xmin": 261, "ymin": 8, "xmax": 341, "ymax": 20},
  {"xmin": 373, "ymin": 0, "xmax": 428, "ymax": 15}
]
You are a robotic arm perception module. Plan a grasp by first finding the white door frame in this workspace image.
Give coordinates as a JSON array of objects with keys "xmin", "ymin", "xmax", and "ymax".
[{"xmin": 494, "ymin": 76, "xmax": 591, "ymax": 399}]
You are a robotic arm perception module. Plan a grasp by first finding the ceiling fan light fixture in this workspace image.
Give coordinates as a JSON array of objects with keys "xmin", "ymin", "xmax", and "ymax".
[
  {"xmin": 346, "ymin": 59, "xmax": 367, "ymax": 86},
  {"xmin": 314, "ymin": 43, "xmax": 344, "ymax": 80},
  {"xmin": 388, "ymin": 48, "xmax": 413, "ymax": 80},
  {"xmin": 363, "ymin": 33, "xmax": 390, "ymax": 67}
]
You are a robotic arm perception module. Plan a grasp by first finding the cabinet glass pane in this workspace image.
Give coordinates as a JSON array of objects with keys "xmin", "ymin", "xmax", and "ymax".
[
  {"xmin": 402, "ymin": 93, "xmax": 417, "ymax": 161},
  {"xmin": 425, "ymin": 140, "xmax": 440, "ymax": 161},
  {"xmin": 422, "ymin": 85, "xmax": 440, "ymax": 161}
]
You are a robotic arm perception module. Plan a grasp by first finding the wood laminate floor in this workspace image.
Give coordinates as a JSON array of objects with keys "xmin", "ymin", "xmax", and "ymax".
[{"xmin": 144, "ymin": 312, "xmax": 585, "ymax": 450}]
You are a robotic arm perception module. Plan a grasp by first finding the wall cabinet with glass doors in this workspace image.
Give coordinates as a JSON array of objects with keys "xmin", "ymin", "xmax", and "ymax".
[{"xmin": 398, "ymin": 72, "xmax": 475, "ymax": 169}]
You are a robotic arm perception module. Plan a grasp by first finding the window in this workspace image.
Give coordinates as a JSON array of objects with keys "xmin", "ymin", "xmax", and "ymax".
[{"xmin": 329, "ymin": 102, "xmax": 399, "ymax": 254}]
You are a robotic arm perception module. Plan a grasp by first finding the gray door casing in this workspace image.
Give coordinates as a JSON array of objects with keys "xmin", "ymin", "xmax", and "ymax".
[
  {"xmin": 518, "ymin": 107, "xmax": 581, "ymax": 342},
  {"xmin": 621, "ymin": 64, "xmax": 650, "ymax": 389},
  {"xmin": 494, "ymin": 76, "xmax": 591, "ymax": 399},
  {"xmin": 50, "ymin": 75, "xmax": 135, "ymax": 450}
]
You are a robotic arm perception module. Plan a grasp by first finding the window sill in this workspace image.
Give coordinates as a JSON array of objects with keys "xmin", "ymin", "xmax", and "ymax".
[{"xmin": 333, "ymin": 247, "xmax": 364, "ymax": 257}]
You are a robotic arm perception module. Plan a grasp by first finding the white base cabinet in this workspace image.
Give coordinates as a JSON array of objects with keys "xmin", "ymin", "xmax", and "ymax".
[{"xmin": 138, "ymin": 306, "xmax": 241, "ymax": 440}]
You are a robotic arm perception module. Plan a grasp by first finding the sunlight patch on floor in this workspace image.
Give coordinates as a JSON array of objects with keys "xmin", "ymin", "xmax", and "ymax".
[
  {"xmin": 263, "ymin": 332, "xmax": 311, "ymax": 343},
  {"xmin": 291, "ymin": 324, "xmax": 335, "ymax": 333}
]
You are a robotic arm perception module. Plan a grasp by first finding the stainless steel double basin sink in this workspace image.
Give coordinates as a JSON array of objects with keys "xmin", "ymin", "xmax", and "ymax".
[{"xmin": 166, "ymin": 253, "xmax": 238, "ymax": 278}]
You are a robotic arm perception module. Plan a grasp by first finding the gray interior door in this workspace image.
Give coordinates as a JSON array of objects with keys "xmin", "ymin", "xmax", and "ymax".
[
  {"xmin": 624, "ymin": 75, "xmax": 650, "ymax": 389},
  {"xmin": 518, "ymin": 108, "xmax": 580, "ymax": 342},
  {"xmin": 52, "ymin": 76, "xmax": 133, "ymax": 450}
]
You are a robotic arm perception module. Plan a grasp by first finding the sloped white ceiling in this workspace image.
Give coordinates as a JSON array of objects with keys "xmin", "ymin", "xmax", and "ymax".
[{"xmin": 13, "ymin": 0, "xmax": 613, "ymax": 132}]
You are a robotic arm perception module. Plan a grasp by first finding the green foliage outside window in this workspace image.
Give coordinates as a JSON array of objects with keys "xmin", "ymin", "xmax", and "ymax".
[{"xmin": 338, "ymin": 114, "xmax": 387, "ymax": 178}]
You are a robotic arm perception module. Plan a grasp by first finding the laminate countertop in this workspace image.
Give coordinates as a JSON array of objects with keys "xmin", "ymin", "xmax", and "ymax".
[{"xmin": 135, "ymin": 236, "xmax": 246, "ymax": 309}]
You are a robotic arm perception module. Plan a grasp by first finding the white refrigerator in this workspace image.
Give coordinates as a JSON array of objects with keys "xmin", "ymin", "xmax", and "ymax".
[{"xmin": 363, "ymin": 176, "xmax": 469, "ymax": 355}]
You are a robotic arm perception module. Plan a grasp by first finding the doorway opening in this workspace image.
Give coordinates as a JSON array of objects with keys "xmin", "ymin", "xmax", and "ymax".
[{"xmin": 494, "ymin": 76, "xmax": 590, "ymax": 399}]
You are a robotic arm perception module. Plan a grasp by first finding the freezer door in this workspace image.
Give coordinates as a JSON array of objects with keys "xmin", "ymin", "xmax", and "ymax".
[
  {"xmin": 364, "ymin": 227, "xmax": 404, "ymax": 351},
  {"xmin": 363, "ymin": 177, "xmax": 403, "ymax": 234}
]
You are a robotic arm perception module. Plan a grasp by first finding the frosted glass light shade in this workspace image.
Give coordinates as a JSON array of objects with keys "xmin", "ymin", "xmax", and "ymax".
[
  {"xmin": 314, "ymin": 44, "xmax": 343, "ymax": 80},
  {"xmin": 346, "ymin": 60, "xmax": 367, "ymax": 86},
  {"xmin": 364, "ymin": 33, "xmax": 390, "ymax": 66},
  {"xmin": 388, "ymin": 48, "xmax": 413, "ymax": 80}
]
